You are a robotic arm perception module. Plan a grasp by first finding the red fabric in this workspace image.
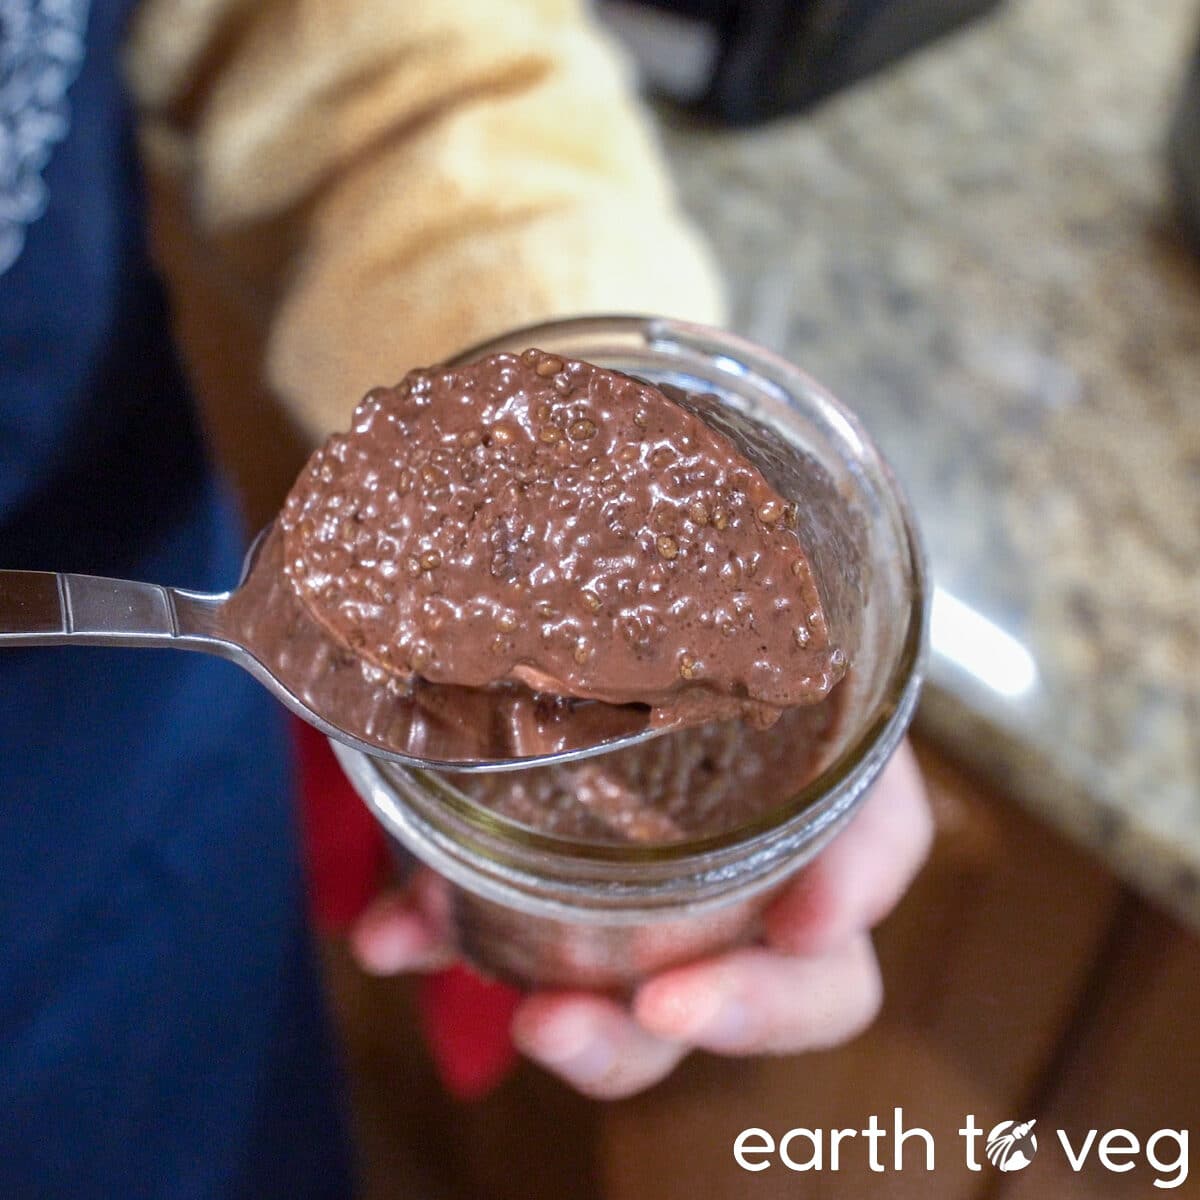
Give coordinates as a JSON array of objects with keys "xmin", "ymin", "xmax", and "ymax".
[
  {"xmin": 417, "ymin": 967, "xmax": 523, "ymax": 1100},
  {"xmin": 293, "ymin": 720, "xmax": 521, "ymax": 1099},
  {"xmin": 293, "ymin": 719, "xmax": 390, "ymax": 929}
]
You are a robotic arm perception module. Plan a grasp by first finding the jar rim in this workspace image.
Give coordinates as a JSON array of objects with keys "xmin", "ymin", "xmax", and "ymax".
[{"xmin": 352, "ymin": 315, "xmax": 929, "ymax": 868}]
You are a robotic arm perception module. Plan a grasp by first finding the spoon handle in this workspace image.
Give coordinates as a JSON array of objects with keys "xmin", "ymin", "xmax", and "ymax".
[{"xmin": 0, "ymin": 570, "xmax": 226, "ymax": 651}]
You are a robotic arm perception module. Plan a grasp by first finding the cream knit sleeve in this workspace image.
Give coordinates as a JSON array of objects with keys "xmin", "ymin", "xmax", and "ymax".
[{"xmin": 126, "ymin": 0, "xmax": 724, "ymax": 439}]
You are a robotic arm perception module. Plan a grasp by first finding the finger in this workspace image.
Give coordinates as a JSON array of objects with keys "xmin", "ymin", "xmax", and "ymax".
[
  {"xmin": 764, "ymin": 740, "xmax": 932, "ymax": 956},
  {"xmin": 634, "ymin": 936, "xmax": 882, "ymax": 1056},
  {"xmin": 512, "ymin": 992, "xmax": 687, "ymax": 1100},
  {"xmin": 349, "ymin": 885, "xmax": 454, "ymax": 975}
]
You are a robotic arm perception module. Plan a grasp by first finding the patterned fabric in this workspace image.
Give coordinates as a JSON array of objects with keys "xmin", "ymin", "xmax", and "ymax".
[{"xmin": 0, "ymin": 0, "xmax": 90, "ymax": 274}]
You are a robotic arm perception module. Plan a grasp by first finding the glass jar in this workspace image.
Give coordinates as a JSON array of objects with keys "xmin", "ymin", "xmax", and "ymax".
[{"xmin": 331, "ymin": 316, "xmax": 927, "ymax": 990}]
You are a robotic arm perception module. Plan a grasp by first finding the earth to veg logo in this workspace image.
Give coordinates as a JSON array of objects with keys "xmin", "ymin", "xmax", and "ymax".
[
  {"xmin": 734, "ymin": 1109, "xmax": 1188, "ymax": 1188},
  {"xmin": 985, "ymin": 1119, "xmax": 1039, "ymax": 1171}
]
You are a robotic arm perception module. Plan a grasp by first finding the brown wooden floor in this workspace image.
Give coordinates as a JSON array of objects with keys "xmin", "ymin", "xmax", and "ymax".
[{"xmin": 322, "ymin": 743, "xmax": 1200, "ymax": 1200}]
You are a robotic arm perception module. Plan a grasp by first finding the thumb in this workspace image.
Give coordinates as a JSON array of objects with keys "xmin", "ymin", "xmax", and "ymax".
[{"xmin": 349, "ymin": 874, "xmax": 454, "ymax": 975}]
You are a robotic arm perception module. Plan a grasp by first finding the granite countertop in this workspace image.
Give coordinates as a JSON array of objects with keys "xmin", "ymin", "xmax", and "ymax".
[{"xmin": 656, "ymin": 0, "xmax": 1200, "ymax": 924}]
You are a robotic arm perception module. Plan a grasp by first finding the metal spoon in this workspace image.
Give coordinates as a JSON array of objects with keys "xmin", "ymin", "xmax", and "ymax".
[
  {"xmin": 0, "ymin": 524, "xmax": 659, "ymax": 773},
  {"xmin": 0, "ymin": 356, "xmax": 864, "ymax": 774}
]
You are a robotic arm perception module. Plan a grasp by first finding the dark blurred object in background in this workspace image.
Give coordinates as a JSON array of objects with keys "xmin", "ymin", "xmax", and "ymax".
[
  {"xmin": 602, "ymin": 0, "xmax": 1006, "ymax": 124},
  {"xmin": 1169, "ymin": 35, "xmax": 1200, "ymax": 250}
]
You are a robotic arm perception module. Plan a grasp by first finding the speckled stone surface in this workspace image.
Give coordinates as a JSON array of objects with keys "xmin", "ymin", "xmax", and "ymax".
[{"xmin": 655, "ymin": 0, "xmax": 1200, "ymax": 924}]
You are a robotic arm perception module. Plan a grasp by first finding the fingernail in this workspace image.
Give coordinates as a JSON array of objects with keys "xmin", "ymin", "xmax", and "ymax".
[
  {"xmin": 357, "ymin": 919, "xmax": 424, "ymax": 974},
  {"xmin": 642, "ymin": 982, "xmax": 748, "ymax": 1047},
  {"xmin": 690, "ymin": 997, "xmax": 750, "ymax": 1047},
  {"xmin": 515, "ymin": 1007, "xmax": 615, "ymax": 1086}
]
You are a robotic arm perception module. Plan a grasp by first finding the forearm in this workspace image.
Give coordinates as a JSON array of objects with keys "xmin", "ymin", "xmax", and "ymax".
[{"xmin": 128, "ymin": 0, "xmax": 723, "ymax": 440}]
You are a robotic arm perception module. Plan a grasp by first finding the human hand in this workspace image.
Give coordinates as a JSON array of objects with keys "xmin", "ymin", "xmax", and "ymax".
[{"xmin": 350, "ymin": 740, "xmax": 932, "ymax": 1099}]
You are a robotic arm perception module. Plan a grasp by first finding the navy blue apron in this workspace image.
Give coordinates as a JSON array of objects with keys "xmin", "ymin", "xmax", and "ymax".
[{"xmin": 0, "ymin": 3, "xmax": 354, "ymax": 1195}]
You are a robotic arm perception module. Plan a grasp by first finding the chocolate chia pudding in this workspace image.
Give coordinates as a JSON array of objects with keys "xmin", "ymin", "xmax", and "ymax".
[
  {"xmin": 279, "ymin": 349, "xmax": 847, "ymax": 730},
  {"xmin": 444, "ymin": 692, "xmax": 846, "ymax": 844},
  {"xmin": 246, "ymin": 349, "xmax": 863, "ymax": 843}
]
